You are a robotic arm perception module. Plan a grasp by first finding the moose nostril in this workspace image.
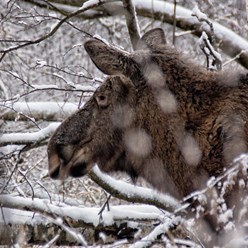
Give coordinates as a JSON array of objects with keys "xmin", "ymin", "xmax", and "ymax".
[
  {"xmin": 98, "ymin": 95, "xmax": 105, "ymax": 101},
  {"xmin": 70, "ymin": 162, "xmax": 88, "ymax": 177},
  {"xmin": 49, "ymin": 165, "xmax": 60, "ymax": 179}
]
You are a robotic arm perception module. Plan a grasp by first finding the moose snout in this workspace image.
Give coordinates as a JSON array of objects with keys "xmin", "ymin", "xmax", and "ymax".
[
  {"xmin": 48, "ymin": 152, "xmax": 61, "ymax": 179},
  {"xmin": 48, "ymin": 142, "xmax": 93, "ymax": 180}
]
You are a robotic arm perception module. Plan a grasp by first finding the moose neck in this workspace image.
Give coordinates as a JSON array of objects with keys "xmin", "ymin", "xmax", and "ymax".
[{"xmin": 125, "ymin": 85, "xmax": 200, "ymax": 197}]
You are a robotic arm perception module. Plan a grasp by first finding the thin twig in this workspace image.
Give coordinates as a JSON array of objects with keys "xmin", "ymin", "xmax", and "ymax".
[{"xmin": 0, "ymin": 0, "xmax": 110, "ymax": 62}]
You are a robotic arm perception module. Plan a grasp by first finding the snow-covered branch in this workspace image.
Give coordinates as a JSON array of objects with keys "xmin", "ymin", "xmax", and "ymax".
[
  {"xmin": 130, "ymin": 217, "xmax": 193, "ymax": 248},
  {"xmin": 1, "ymin": 102, "xmax": 78, "ymax": 121},
  {"xmin": 0, "ymin": 195, "xmax": 165, "ymax": 226},
  {"xmin": 133, "ymin": 0, "xmax": 248, "ymax": 69},
  {"xmin": 89, "ymin": 165, "xmax": 179, "ymax": 213},
  {"xmin": 0, "ymin": 122, "xmax": 60, "ymax": 145},
  {"xmin": 199, "ymin": 31, "xmax": 222, "ymax": 71}
]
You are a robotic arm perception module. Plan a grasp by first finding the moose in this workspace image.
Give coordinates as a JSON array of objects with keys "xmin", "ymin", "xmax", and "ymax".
[{"xmin": 48, "ymin": 29, "xmax": 248, "ymax": 245}]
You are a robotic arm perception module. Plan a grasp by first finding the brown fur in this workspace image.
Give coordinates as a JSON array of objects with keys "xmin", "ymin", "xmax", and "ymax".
[{"xmin": 47, "ymin": 29, "xmax": 248, "ymax": 244}]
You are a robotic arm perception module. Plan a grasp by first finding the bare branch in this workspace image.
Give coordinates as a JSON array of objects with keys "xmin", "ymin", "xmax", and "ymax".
[
  {"xmin": 0, "ymin": 0, "xmax": 110, "ymax": 62},
  {"xmin": 17, "ymin": 0, "xmax": 248, "ymax": 68},
  {"xmin": 122, "ymin": 0, "xmax": 140, "ymax": 50}
]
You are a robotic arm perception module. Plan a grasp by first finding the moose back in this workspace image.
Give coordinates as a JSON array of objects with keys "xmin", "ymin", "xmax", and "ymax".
[{"xmin": 48, "ymin": 28, "xmax": 248, "ymax": 203}]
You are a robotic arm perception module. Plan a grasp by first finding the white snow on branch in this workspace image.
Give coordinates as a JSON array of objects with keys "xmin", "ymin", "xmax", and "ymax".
[
  {"xmin": 191, "ymin": 5, "xmax": 208, "ymax": 22},
  {"xmin": 36, "ymin": 59, "xmax": 47, "ymax": 68},
  {"xmin": 130, "ymin": 216, "xmax": 182, "ymax": 248},
  {"xmin": 52, "ymin": 73, "xmax": 97, "ymax": 91},
  {"xmin": 0, "ymin": 195, "xmax": 164, "ymax": 227},
  {"xmin": 1, "ymin": 101, "xmax": 78, "ymax": 121},
  {"xmin": 31, "ymin": 84, "xmax": 59, "ymax": 89},
  {"xmin": 199, "ymin": 31, "xmax": 222, "ymax": 70},
  {"xmin": 0, "ymin": 122, "xmax": 61, "ymax": 145},
  {"xmin": 80, "ymin": 0, "xmax": 101, "ymax": 9},
  {"xmin": 51, "ymin": 217, "xmax": 87, "ymax": 246},
  {"xmin": 92, "ymin": 165, "xmax": 179, "ymax": 211}
]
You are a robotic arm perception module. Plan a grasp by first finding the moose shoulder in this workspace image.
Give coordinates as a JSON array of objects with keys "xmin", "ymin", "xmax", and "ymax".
[{"xmin": 48, "ymin": 28, "xmax": 248, "ymax": 200}]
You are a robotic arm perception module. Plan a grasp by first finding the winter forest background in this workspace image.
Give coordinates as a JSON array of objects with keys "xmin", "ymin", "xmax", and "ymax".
[{"xmin": 1, "ymin": 0, "xmax": 248, "ymax": 247}]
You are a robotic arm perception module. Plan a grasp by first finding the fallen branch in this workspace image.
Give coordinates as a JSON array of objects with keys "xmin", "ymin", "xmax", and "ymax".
[{"xmin": 0, "ymin": 195, "xmax": 167, "ymax": 226}]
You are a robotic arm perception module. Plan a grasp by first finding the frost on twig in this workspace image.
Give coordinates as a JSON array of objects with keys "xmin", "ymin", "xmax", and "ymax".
[
  {"xmin": 192, "ymin": 5, "xmax": 222, "ymax": 71},
  {"xmin": 181, "ymin": 154, "xmax": 248, "ymax": 234},
  {"xmin": 0, "ymin": 0, "xmax": 107, "ymax": 62},
  {"xmin": 130, "ymin": 217, "xmax": 184, "ymax": 248},
  {"xmin": 199, "ymin": 31, "xmax": 222, "ymax": 71}
]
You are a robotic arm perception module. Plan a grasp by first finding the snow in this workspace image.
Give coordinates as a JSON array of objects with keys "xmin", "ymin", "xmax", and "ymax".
[
  {"xmin": 224, "ymin": 237, "xmax": 248, "ymax": 248},
  {"xmin": 32, "ymin": 84, "xmax": 58, "ymax": 89},
  {"xmin": 218, "ymin": 209, "xmax": 233, "ymax": 225},
  {"xmin": 80, "ymin": 0, "xmax": 101, "ymax": 10},
  {"xmin": 49, "ymin": 20, "xmax": 60, "ymax": 32},
  {"xmin": 191, "ymin": 6, "xmax": 208, "ymax": 22}
]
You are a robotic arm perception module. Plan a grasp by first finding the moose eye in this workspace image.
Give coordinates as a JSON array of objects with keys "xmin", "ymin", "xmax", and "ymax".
[{"xmin": 96, "ymin": 94, "xmax": 109, "ymax": 108}]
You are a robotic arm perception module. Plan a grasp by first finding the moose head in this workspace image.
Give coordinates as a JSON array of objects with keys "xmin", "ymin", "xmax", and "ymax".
[{"xmin": 48, "ymin": 28, "xmax": 248, "ymax": 200}]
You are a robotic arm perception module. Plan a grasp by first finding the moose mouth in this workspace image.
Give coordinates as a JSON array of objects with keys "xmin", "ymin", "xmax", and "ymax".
[
  {"xmin": 49, "ymin": 137, "xmax": 94, "ymax": 180},
  {"xmin": 49, "ymin": 151, "xmax": 93, "ymax": 180}
]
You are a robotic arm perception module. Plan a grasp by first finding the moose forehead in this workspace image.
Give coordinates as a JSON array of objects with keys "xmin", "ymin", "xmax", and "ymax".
[
  {"xmin": 94, "ymin": 75, "xmax": 137, "ymax": 103},
  {"xmin": 52, "ymin": 75, "xmax": 137, "ymax": 145}
]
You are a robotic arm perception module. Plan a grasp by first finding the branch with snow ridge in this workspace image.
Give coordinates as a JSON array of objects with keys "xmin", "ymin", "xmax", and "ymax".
[
  {"xmin": 0, "ymin": 123, "xmax": 61, "ymax": 146},
  {"xmin": 89, "ymin": 165, "xmax": 179, "ymax": 213},
  {"xmin": 1, "ymin": 102, "xmax": 78, "ymax": 122}
]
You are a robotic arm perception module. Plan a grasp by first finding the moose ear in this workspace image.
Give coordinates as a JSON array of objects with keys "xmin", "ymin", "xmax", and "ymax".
[
  {"xmin": 137, "ymin": 28, "xmax": 167, "ymax": 50},
  {"xmin": 84, "ymin": 39, "xmax": 127, "ymax": 75}
]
